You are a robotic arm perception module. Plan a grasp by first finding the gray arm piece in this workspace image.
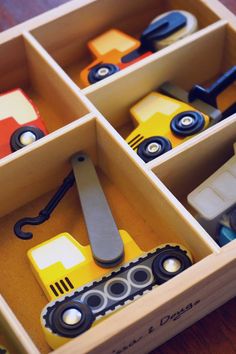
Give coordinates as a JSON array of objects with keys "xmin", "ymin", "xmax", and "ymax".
[
  {"xmin": 72, "ymin": 153, "xmax": 124, "ymax": 268},
  {"xmin": 160, "ymin": 82, "xmax": 222, "ymax": 124}
]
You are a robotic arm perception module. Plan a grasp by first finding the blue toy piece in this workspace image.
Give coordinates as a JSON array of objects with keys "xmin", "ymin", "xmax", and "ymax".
[
  {"xmin": 0, "ymin": 346, "xmax": 9, "ymax": 354},
  {"xmin": 188, "ymin": 66, "xmax": 236, "ymax": 111},
  {"xmin": 219, "ymin": 225, "xmax": 236, "ymax": 246},
  {"xmin": 141, "ymin": 12, "xmax": 187, "ymax": 50},
  {"xmin": 14, "ymin": 171, "xmax": 75, "ymax": 240},
  {"xmin": 141, "ymin": 10, "xmax": 198, "ymax": 52},
  {"xmin": 219, "ymin": 208, "xmax": 236, "ymax": 246}
]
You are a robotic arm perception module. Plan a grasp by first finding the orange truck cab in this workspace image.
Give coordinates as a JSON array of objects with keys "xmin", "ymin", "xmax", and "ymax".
[
  {"xmin": 80, "ymin": 29, "xmax": 152, "ymax": 86},
  {"xmin": 80, "ymin": 11, "xmax": 198, "ymax": 86}
]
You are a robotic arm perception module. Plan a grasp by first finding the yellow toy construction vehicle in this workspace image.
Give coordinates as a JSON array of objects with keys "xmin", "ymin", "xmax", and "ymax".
[
  {"xmin": 126, "ymin": 66, "xmax": 236, "ymax": 162},
  {"xmin": 126, "ymin": 91, "xmax": 209, "ymax": 162},
  {"xmin": 80, "ymin": 29, "xmax": 152, "ymax": 86},
  {"xmin": 26, "ymin": 153, "xmax": 193, "ymax": 349},
  {"xmin": 28, "ymin": 231, "xmax": 143, "ymax": 301},
  {"xmin": 80, "ymin": 11, "xmax": 198, "ymax": 86},
  {"xmin": 29, "ymin": 235, "xmax": 192, "ymax": 349}
]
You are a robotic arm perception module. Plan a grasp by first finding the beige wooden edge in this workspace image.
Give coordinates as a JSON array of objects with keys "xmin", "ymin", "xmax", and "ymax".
[
  {"xmin": 0, "ymin": 295, "xmax": 40, "ymax": 354},
  {"xmin": 22, "ymin": 31, "xmax": 97, "ymax": 115},
  {"xmin": 144, "ymin": 164, "xmax": 220, "ymax": 253},
  {"xmin": 147, "ymin": 113, "xmax": 236, "ymax": 170},
  {"xmin": 96, "ymin": 111, "xmax": 149, "ymax": 167},
  {"xmin": 24, "ymin": 24, "xmax": 221, "ymax": 218},
  {"xmin": 0, "ymin": 0, "xmax": 95, "ymax": 45},
  {"xmin": 95, "ymin": 115, "xmax": 220, "ymax": 255},
  {"xmin": 0, "ymin": 0, "xmax": 233, "ymax": 46},
  {"xmin": 22, "ymin": 30, "xmax": 127, "ymax": 127},
  {"xmin": 53, "ymin": 241, "xmax": 236, "ymax": 354},
  {"xmin": 203, "ymin": 0, "xmax": 236, "ymax": 27},
  {"xmin": 82, "ymin": 19, "xmax": 227, "ymax": 96},
  {"xmin": 22, "ymin": 30, "xmax": 149, "ymax": 166},
  {"xmin": 84, "ymin": 21, "xmax": 226, "ymax": 130}
]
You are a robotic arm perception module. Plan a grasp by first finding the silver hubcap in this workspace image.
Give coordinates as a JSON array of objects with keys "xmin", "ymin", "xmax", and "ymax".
[
  {"xmin": 180, "ymin": 116, "xmax": 194, "ymax": 126},
  {"xmin": 146, "ymin": 142, "xmax": 161, "ymax": 154},
  {"xmin": 62, "ymin": 308, "xmax": 82, "ymax": 325},
  {"xmin": 19, "ymin": 131, "xmax": 37, "ymax": 146},
  {"xmin": 163, "ymin": 258, "xmax": 182, "ymax": 273},
  {"xmin": 97, "ymin": 67, "xmax": 110, "ymax": 77}
]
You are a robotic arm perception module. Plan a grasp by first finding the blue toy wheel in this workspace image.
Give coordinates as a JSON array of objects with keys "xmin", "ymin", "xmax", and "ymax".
[
  {"xmin": 152, "ymin": 245, "xmax": 192, "ymax": 284},
  {"xmin": 50, "ymin": 300, "xmax": 94, "ymax": 338},
  {"xmin": 88, "ymin": 63, "xmax": 120, "ymax": 84},
  {"xmin": 137, "ymin": 136, "xmax": 172, "ymax": 162},
  {"xmin": 10, "ymin": 126, "xmax": 45, "ymax": 152},
  {"xmin": 170, "ymin": 111, "xmax": 205, "ymax": 137}
]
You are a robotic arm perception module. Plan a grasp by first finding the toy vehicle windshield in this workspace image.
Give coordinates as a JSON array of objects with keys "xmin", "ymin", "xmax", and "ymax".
[
  {"xmin": 89, "ymin": 29, "xmax": 140, "ymax": 57},
  {"xmin": 0, "ymin": 89, "xmax": 38, "ymax": 124}
]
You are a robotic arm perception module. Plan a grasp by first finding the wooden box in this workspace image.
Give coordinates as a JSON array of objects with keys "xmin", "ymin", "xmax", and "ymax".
[{"xmin": 0, "ymin": 1, "xmax": 235, "ymax": 353}]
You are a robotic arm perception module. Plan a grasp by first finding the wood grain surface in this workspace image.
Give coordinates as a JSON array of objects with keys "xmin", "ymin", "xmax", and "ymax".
[{"xmin": 0, "ymin": 1, "xmax": 235, "ymax": 354}]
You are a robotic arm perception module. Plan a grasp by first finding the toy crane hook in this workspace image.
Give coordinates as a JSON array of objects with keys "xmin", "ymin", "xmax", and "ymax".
[{"xmin": 14, "ymin": 171, "xmax": 75, "ymax": 240}]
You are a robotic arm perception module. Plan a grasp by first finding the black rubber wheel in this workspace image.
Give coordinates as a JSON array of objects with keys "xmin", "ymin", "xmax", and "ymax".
[
  {"xmin": 51, "ymin": 300, "xmax": 94, "ymax": 338},
  {"xmin": 137, "ymin": 136, "xmax": 172, "ymax": 162},
  {"xmin": 88, "ymin": 63, "xmax": 120, "ymax": 84},
  {"xmin": 170, "ymin": 111, "xmax": 205, "ymax": 137},
  {"xmin": 10, "ymin": 126, "xmax": 45, "ymax": 152},
  {"xmin": 152, "ymin": 245, "xmax": 192, "ymax": 285},
  {"xmin": 229, "ymin": 208, "xmax": 236, "ymax": 232}
]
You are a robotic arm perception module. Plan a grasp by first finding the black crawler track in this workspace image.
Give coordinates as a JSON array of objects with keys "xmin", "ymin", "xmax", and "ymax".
[{"xmin": 42, "ymin": 244, "xmax": 191, "ymax": 337}]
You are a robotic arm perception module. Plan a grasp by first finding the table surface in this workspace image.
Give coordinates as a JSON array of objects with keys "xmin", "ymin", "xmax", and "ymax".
[{"xmin": 0, "ymin": 1, "xmax": 235, "ymax": 354}]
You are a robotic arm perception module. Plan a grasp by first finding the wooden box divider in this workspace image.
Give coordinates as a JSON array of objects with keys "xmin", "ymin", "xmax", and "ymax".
[{"xmin": 0, "ymin": 0, "xmax": 235, "ymax": 353}]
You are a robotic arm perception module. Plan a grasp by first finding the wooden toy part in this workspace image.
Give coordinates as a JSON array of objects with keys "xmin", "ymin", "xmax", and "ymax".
[
  {"xmin": 40, "ymin": 243, "xmax": 193, "ymax": 349},
  {"xmin": 72, "ymin": 153, "xmax": 124, "ymax": 267},
  {"xmin": 187, "ymin": 148, "xmax": 236, "ymax": 220},
  {"xmin": 0, "ymin": 296, "xmax": 40, "ymax": 354},
  {"xmin": 80, "ymin": 30, "xmax": 144, "ymax": 86},
  {"xmin": 0, "ymin": 88, "xmax": 47, "ymax": 158},
  {"xmin": 148, "ymin": 11, "xmax": 198, "ymax": 50},
  {"xmin": 0, "ymin": 89, "xmax": 38, "ymax": 125},
  {"xmin": 0, "ymin": 1, "xmax": 236, "ymax": 353},
  {"xmin": 80, "ymin": 49, "xmax": 152, "ymax": 87},
  {"xmin": 28, "ymin": 232, "xmax": 143, "ymax": 301},
  {"xmin": 187, "ymin": 146, "xmax": 236, "ymax": 239},
  {"xmin": 126, "ymin": 92, "xmax": 209, "ymax": 161},
  {"xmin": 14, "ymin": 171, "xmax": 75, "ymax": 240},
  {"xmin": 88, "ymin": 29, "xmax": 140, "ymax": 58},
  {"xmin": 160, "ymin": 82, "xmax": 222, "ymax": 124}
]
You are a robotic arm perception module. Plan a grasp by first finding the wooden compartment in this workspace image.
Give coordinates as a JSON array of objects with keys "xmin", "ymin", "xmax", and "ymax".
[
  {"xmin": 0, "ymin": 296, "xmax": 39, "ymax": 354},
  {"xmin": 29, "ymin": 0, "xmax": 223, "ymax": 89},
  {"xmin": 84, "ymin": 21, "xmax": 236, "ymax": 146},
  {"xmin": 0, "ymin": 33, "xmax": 90, "ymax": 140},
  {"xmin": 0, "ymin": 0, "xmax": 235, "ymax": 354},
  {"xmin": 0, "ymin": 115, "xmax": 217, "ymax": 354},
  {"xmin": 151, "ymin": 114, "xmax": 236, "ymax": 223},
  {"xmin": 58, "ymin": 242, "xmax": 236, "ymax": 354}
]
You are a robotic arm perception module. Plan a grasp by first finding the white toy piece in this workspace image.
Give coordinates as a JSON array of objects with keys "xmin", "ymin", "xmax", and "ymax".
[
  {"xmin": 187, "ymin": 143, "xmax": 236, "ymax": 239},
  {"xmin": 0, "ymin": 88, "xmax": 47, "ymax": 158},
  {"xmin": 0, "ymin": 89, "xmax": 38, "ymax": 124}
]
